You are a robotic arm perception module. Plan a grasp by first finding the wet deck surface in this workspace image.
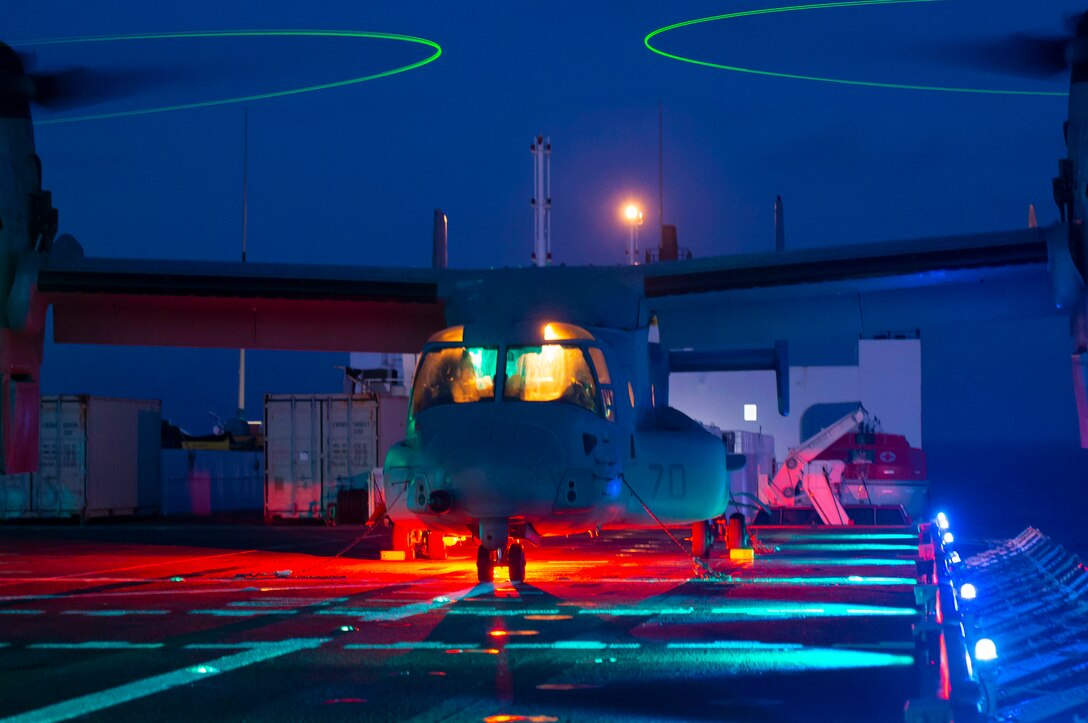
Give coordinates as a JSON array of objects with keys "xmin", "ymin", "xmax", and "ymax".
[{"xmin": 0, "ymin": 523, "xmax": 923, "ymax": 722}]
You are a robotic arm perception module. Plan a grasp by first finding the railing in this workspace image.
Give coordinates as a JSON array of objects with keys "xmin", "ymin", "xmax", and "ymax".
[{"xmin": 644, "ymin": 248, "xmax": 692, "ymax": 264}]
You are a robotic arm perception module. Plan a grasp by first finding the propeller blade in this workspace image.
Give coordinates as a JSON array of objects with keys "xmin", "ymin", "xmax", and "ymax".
[
  {"xmin": 28, "ymin": 67, "xmax": 151, "ymax": 110},
  {"xmin": 3, "ymin": 42, "xmax": 177, "ymax": 111},
  {"xmin": 935, "ymin": 33, "xmax": 1069, "ymax": 78}
]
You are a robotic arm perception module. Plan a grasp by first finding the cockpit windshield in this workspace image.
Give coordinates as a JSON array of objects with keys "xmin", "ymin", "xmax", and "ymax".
[
  {"xmin": 504, "ymin": 344, "xmax": 600, "ymax": 414},
  {"xmin": 411, "ymin": 347, "xmax": 498, "ymax": 415}
]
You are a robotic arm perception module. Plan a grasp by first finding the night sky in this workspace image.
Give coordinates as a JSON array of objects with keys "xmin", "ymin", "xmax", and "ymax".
[{"xmin": 5, "ymin": 1, "xmax": 1088, "ymax": 543}]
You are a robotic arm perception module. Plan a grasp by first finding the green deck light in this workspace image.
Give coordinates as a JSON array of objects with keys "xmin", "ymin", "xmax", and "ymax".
[{"xmin": 187, "ymin": 664, "xmax": 219, "ymax": 675}]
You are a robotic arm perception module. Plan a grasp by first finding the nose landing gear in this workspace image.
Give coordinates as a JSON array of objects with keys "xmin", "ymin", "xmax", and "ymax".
[
  {"xmin": 476, "ymin": 544, "xmax": 493, "ymax": 583},
  {"xmin": 508, "ymin": 543, "xmax": 526, "ymax": 583},
  {"xmin": 476, "ymin": 542, "xmax": 527, "ymax": 583}
]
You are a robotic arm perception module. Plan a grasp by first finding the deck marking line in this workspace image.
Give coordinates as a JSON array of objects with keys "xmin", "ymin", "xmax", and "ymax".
[
  {"xmin": 343, "ymin": 585, "xmax": 479, "ymax": 623},
  {"xmin": 344, "ymin": 642, "xmax": 481, "ymax": 650},
  {"xmin": 1, "ymin": 582, "xmax": 383, "ymax": 601},
  {"xmin": 61, "ymin": 610, "xmax": 170, "ymax": 617},
  {"xmin": 2, "ymin": 637, "xmax": 329, "ymax": 723},
  {"xmin": 189, "ymin": 609, "xmax": 298, "ymax": 617},
  {"xmin": 183, "ymin": 641, "xmax": 321, "ymax": 650},
  {"xmin": 668, "ymin": 641, "xmax": 805, "ymax": 650},
  {"xmin": 578, "ymin": 607, "xmax": 694, "ymax": 616},
  {"xmin": 504, "ymin": 642, "xmax": 641, "ymax": 650},
  {"xmin": 28, "ymin": 642, "xmax": 165, "ymax": 650},
  {"xmin": 0, "ymin": 549, "xmax": 259, "ymax": 585}
]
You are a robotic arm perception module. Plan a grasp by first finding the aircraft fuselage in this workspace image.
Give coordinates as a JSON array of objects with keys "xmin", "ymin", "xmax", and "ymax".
[{"xmin": 382, "ymin": 320, "xmax": 729, "ymax": 554}]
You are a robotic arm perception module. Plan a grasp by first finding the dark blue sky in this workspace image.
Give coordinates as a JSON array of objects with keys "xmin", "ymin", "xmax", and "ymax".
[{"xmin": 4, "ymin": 0, "xmax": 1083, "ymax": 439}]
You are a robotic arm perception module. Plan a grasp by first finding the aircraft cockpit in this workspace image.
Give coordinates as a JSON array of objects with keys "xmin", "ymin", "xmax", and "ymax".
[{"xmin": 408, "ymin": 322, "xmax": 616, "ymax": 423}]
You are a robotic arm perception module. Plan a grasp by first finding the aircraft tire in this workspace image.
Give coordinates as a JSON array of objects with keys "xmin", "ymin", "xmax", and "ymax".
[
  {"xmin": 726, "ymin": 513, "xmax": 746, "ymax": 550},
  {"xmin": 692, "ymin": 520, "xmax": 712, "ymax": 559},
  {"xmin": 476, "ymin": 545, "xmax": 493, "ymax": 583},
  {"xmin": 508, "ymin": 543, "xmax": 526, "ymax": 583},
  {"xmin": 425, "ymin": 531, "xmax": 447, "ymax": 560}
]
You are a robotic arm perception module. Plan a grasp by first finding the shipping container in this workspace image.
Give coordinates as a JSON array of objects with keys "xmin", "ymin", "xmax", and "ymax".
[
  {"xmin": 0, "ymin": 474, "xmax": 32, "ymax": 519},
  {"xmin": 723, "ymin": 430, "xmax": 776, "ymax": 523},
  {"xmin": 161, "ymin": 449, "xmax": 263, "ymax": 516},
  {"xmin": 26, "ymin": 396, "xmax": 162, "ymax": 519},
  {"xmin": 265, "ymin": 394, "xmax": 406, "ymax": 522}
]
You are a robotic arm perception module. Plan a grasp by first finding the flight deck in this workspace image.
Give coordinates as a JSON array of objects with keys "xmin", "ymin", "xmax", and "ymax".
[{"xmin": 0, "ymin": 520, "xmax": 1005, "ymax": 722}]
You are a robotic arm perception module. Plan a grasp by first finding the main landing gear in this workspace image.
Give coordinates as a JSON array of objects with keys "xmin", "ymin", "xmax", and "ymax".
[
  {"xmin": 691, "ymin": 519, "xmax": 712, "ymax": 559},
  {"xmin": 477, "ymin": 542, "xmax": 526, "ymax": 583},
  {"xmin": 691, "ymin": 514, "xmax": 748, "ymax": 559}
]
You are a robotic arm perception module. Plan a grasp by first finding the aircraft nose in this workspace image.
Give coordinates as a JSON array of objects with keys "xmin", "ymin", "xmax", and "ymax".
[
  {"xmin": 428, "ymin": 421, "xmax": 565, "ymax": 470},
  {"xmin": 414, "ymin": 416, "xmax": 570, "ymax": 518}
]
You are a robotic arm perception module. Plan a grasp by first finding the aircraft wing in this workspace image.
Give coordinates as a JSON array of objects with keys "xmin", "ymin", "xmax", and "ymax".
[
  {"xmin": 37, "ymin": 255, "xmax": 448, "ymax": 352},
  {"xmin": 37, "ymin": 226, "xmax": 1059, "ymax": 355},
  {"xmin": 638, "ymin": 227, "xmax": 1058, "ymax": 351}
]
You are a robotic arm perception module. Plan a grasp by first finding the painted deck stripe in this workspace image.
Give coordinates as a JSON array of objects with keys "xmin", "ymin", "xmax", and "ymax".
[
  {"xmin": 443, "ymin": 608, "xmax": 564, "ymax": 617},
  {"xmin": 3, "ymin": 638, "xmax": 329, "ymax": 723},
  {"xmin": 61, "ymin": 610, "xmax": 169, "ymax": 617},
  {"xmin": 317, "ymin": 582, "xmax": 483, "ymax": 621},
  {"xmin": 29, "ymin": 642, "xmax": 165, "ymax": 650},
  {"xmin": 579, "ymin": 607, "xmax": 694, "ymax": 616},
  {"xmin": 0, "ymin": 550, "xmax": 260, "ymax": 584},
  {"xmin": 183, "ymin": 642, "xmax": 319, "ymax": 650},
  {"xmin": 189, "ymin": 609, "xmax": 298, "ymax": 617},
  {"xmin": 1, "ymin": 582, "xmax": 383, "ymax": 601},
  {"xmin": 344, "ymin": 642, "xmax": 480, "ymax": 650},
  {"xmin": 667, "ymin": 641, "xmax": 804, "ymax": 650},
  {"xmin": 504, "ymin": 642, "xmax": 641, "ymax": 650}
]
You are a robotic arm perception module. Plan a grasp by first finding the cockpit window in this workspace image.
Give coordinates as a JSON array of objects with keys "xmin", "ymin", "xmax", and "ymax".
[
  {"xmin": 588, "ymin": 347, "xmax": 610, "ymax": 384},
  {"xmin": 411, "ymin": 347, "xmax": 497, "ymax": 415},
  {"xmin": 504, "ymin": 344, "xmax": 600, "ymax": 415}
]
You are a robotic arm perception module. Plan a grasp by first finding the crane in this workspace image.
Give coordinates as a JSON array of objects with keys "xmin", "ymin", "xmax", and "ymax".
[{"xmin": 759, "ymin": 407, "xmax": 871, "ymax": 525}]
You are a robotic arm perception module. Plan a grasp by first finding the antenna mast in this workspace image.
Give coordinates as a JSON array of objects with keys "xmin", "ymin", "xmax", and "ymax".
[
  {"xmin": 238, "ymin": 108, "xmax": 249, "ymax": 419},
  {"xmin": 530, "ymin": 135, "xmax": 551, "ymax": 266},
  {"xmin": 658, "ymin": 101, "xmax": 664, "ymax": 237}
]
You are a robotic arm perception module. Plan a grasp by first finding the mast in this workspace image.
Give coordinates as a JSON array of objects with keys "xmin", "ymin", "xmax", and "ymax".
[
  {"xmin": 238, "ymin": 108, "xmax": 248, "ymax": 419},
  {"xmin": 530, "ymin": 135, "xmax": 552, "ymax": 266}
]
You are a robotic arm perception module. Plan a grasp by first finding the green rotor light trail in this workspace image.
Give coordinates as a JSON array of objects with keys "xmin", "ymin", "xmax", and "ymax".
[
  {"xmin": 20, "ymin": 30, "xmax": 443, "ymax": 125},
  {"xmin": 644, "ymin": 0, "xmax": 1067, "ymax": 96}
]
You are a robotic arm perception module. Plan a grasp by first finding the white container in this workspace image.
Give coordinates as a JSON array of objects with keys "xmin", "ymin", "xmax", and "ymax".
[
  {"xmin": 723, "ymin": 430, "xmax": 776, "ymax": 523},
  {"xmin": 265, "ymin": 394, "xmax": 393, "ymax": 521},
  {"xmin": 34, "ymin": 396, "xmax": 161, "ymax": 519}
]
